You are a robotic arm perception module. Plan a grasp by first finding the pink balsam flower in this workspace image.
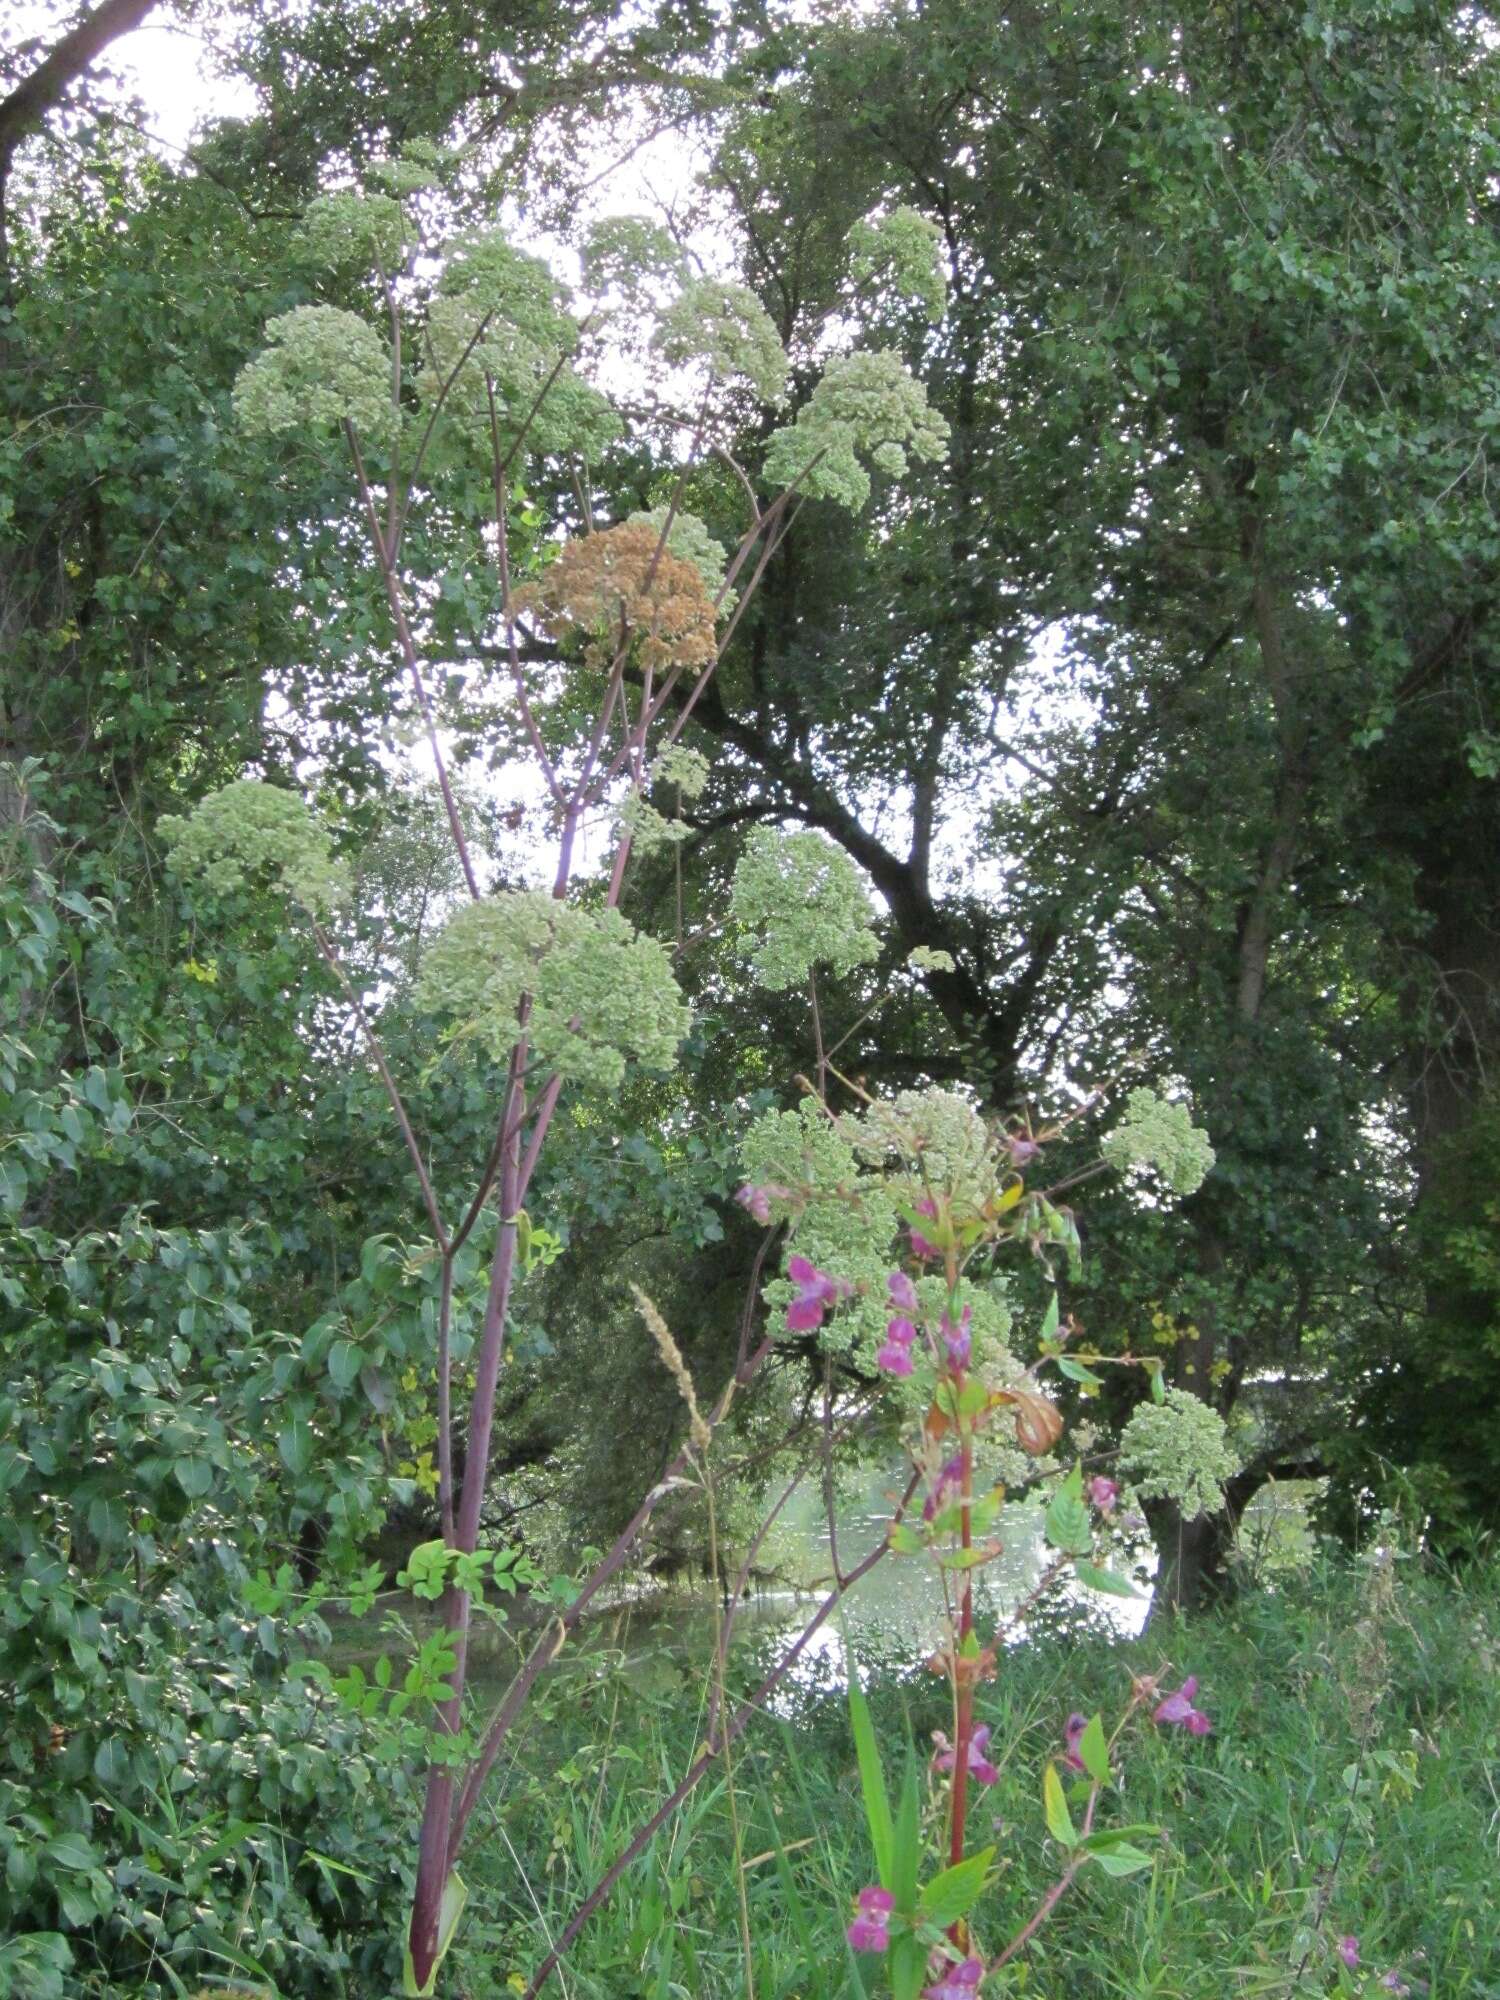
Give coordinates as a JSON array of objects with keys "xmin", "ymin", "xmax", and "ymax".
[
  {"xmin": 1087, "ymin": 1475, "xmax": 1119, "ymax": 1514},
  {"xmin": 784, "ymin": 1254, "xmax": 844, "ymax": 1332},
  {"xmin": 923, "ymin": 1955, "xmax": 984, "ymax": 1998},
  {"xmin": 1152, "ymin": 1675, "xmax": 1211, "ymax": 1735},
  {"xmin": 888, "ymin": 1269, "xmax": 919, "ymax": 1311},
  {"xmin": 932, "ymin": 1722, "xmax": 998, "ymax": 1785},
  {"xmin": 878, "ymin": 1313, "xmax": 918, "ymax": 1375},
  {"xmin": 1336, "ymin": 1936, "xmax": 1360, "ymax": 1972},
  {"xmin": 910, "ymin": 1198, "xmax": 943, "ymax": 1261},
  {"xmin": 846, "ymin": 1884, "xmax": 893, "ymax": 1953},
  {"xmin": 1061, "ymin": 1710, "xmax": 1089, "ymax": 1773},
  {"xmin": 940, "ymin": 1303, "xmax": 972, "ymax": 1369},
  {"xmin": 735, "ymin": 1183, "xmax": 789, "ymax": 1225}
]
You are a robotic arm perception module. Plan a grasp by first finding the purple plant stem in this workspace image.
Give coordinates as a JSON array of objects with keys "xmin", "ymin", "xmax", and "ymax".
[
  {"xmin": 448, "ymin": 1330, "xmax": 778, "ymax": 1851},
  {"xmin": 406, "ymin": 1049, "xmax": 525, "ymax": 1984}
]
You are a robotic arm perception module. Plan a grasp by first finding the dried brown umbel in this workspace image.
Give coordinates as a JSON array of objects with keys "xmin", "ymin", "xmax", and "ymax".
[{"xmin": 512, "ymin": 521, "xmax": 719, "ymax": 675}]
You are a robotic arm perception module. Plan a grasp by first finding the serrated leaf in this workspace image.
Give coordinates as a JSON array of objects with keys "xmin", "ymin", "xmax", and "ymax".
[
  {"xmin": 1090, "ymin": 1843, "xmax": 1154, "ymax": 1877},
  {"xmin": 1045, "ymin": 1465, "xmax": 1092, "ymax": 1556},
  {"xmin": 1075, "ymin": 1560, "xmax": 1140, "ymax": 1599},
  {"xmin": 1057, "ymin": 1356, "xmax": 1102, "ymax": 1386},
  {"xmin": 1039, "ymin": 1291, "xmax": 1060, "ymax": 1341},
  {"xmin": 1043, "ymin": 1761, "xmax": 1076, "ymax": 1846},
  {"xmin": 917, "ymin": 1845, "xmax": 995, "ymax": 1927},
  {"xmin": 1078, "ymin": 1713, "xmax": 1111, "ymax": 1785}
]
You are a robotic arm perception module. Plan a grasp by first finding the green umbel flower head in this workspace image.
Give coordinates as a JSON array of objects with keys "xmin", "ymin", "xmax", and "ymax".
[
  {"xmin": 739, "ymin": 1094, "xmax": 1017, "ymax": 1386},
  {"xmin": 414, "ymin": 891, "xmax": 689, "ymax": 1092},
  {"xmin": 625, "ymin": 509, "xmax": 734, "ymax": 604},
  {"xmin": 652, "ymin": 279, "xmax": 789, "ymax": 405},
  {"xmin": 1119, "ymin": 1387, "xmax": 1239, "ymax": 1519},
  {"xmin": 420, "ymin": 229, "xmax": 618, "ymax": 453},
  {"xmin": 233, "ymin": 306, "xmax": 391, "ymax": 439},
  {"xmin": 295, "ymin": 191, "xmax": 409, "ymax": 272},
  {"xmin": 730, "ymin": 827, "xmax": 880, "ymax": 991},
  {"xmin": 582, "ymin": 215, "xmax": 689, "ymax": 297},
  {"xmin": 760, "ymin": 350, "xmax": 949, "ymax": 511},
  {"xmin": 1101, "ymin": 1087, "xmax": 1215, "ymax": 1195},
  {"xmin": 848, "ymin": 205, "xmax": 947, "ymax": 322},
  {"xmin": 158, "ymin": 780, "xmax": 349, "ymax": 915}
]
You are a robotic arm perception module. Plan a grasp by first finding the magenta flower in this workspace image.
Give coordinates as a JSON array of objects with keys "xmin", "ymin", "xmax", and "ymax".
[
  {"xmin": 1379, "ymin": 1974, "xmax": 1410, "ymax": 1995},
  {"xmin": 1061, "ymin": 1709, "xmax": 1089, "ymax": 1773},
  {"xmin": 1337, "ymin": 1937, "xmax": 1360, "ymax": 1972},
  {"xmin": 1007, "ymin": 1132, "xmax": 1042, "ymax": 1170},
  {"xmin": 1088, "ymin": 1475, "xmax": 1119, "ymax": 1514},
  {"xmin": 878, "ymin": 1312, "xmax": 918, "ymax": 1375},
  {"xmin": 910, "ymin": 1198, "xmax": 943, "ymax": 1261},
  {"xmin": 784, "ymin": 1255, "xmax": 845, "ymax": 1332},
  {"xmin": 736, "ymin": 1183, "xmax": 788, "ymax": 1225},
  {"xmin": 846, "ymin": 1884, "xmax": 893, "ymax": 1953},
  {"xmin": 922, "ymin": 1451, "xmax": 964, "ymax": 1522},
  {"xmin": 932, "ymin": 1723, "xmax": 998, "ymax": 1785},
  {"xmin": 923, "ymin": 1955, "xmax": 984, "ymax": 1998},
  {"xmin": 941, "ymin": 1303, "xmax": 972, "ymax": 1369},
  {"xmin": 888, "ymin": 1269, "xmax": 919, "ymax": 1311},
  {"xmin": 1152, "ymin": 1676, "xmax": 1211, "ymax": 1735}
]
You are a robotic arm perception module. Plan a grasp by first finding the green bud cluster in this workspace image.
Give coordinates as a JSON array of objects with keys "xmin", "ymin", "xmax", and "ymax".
[
  {"xmin": 295, "ymin": 190, "xmax": 409, "ymax": 272},
  {"xmin": 651, "ymin": 279, "xmax": 790, "ymax": 406},
  {"xmin": 741, "ymin": 1095, "xmax": 1016, "ymax": 1384},
  {"xmin": 421, "ymin": 230, "xmax": 619, "ymax": 454},
  {"xmin": 730, "ymin": 827, "xmax": 880, "ymax": 991},
  {"xmin": 1101, "ymin": 1087, "xmax": 1216, "ymax": 1195},
  {"xmin": 852, "ymin": 1088, "xmax": 995, "ymax": 1211},
  {"xmin": 582, "ymin": 215, "xmax": 689, "ymax": 298},
  {"xmin": 625, "ymin": 509, "xmax": 734, "ymax": 604},
  {"xmin": 761, "ymin": 350, "xmax": 950, "ymax": 511},
  {"xmin": 414, "ymin": 891, "xmax": 689, "ymax": 1092},
  {"xmin": 233, "ymin": 306, "xmax": 392, "ymax": 440},
  {"xmin": 158, "ymin": 780, "xmax": 350, "ymax": 916},
  {"xmin": 848, "ymin": 205, "xmax": 947, "ymax": 322},
  {"xmin": 1118, "ymin": 1387, "xmax": 1239, "ymax": 1520}
]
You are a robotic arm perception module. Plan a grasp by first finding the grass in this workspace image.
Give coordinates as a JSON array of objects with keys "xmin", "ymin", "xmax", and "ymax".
[{"xmin": 450, "ymin": 1549, "xmax": 1500, "ymax": 2000}]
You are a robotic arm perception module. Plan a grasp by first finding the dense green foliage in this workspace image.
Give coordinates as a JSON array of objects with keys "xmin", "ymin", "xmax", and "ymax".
[
  {"xmin": 455, "ymin": 1550, "xmax": 1499, "ymax": 1996},
  {"xmin": 6, "ymin": 0, "xmax": 1500, "ymax": 1988}
]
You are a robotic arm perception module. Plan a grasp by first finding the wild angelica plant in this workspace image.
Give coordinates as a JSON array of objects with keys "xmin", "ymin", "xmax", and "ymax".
[{"xmin": 163, "ymin": 147, "xmax": 1233, "ymax": 1996}]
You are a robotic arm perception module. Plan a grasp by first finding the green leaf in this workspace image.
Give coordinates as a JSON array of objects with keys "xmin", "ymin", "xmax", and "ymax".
[
  {"xmin": 277, "ymin": 1416, "xmax": 314, "ymax": 1476},
  {"xmin": 1057, "ymin": 1356, "xmax": 1102, "ymax": 1386},
  {"xmin": 892, "ymin": 1752, "xmax": 920, "ymax": 1913},
  {"xmin": 1043, "ymin": 1761, "xmax": 1076, "ymax": 1846},
  {"xmin": 44, "ymin": 1832, "xmax": 98, "ymax": 1872},
  {"xmin": 1075, "ymin": 1560, "xmax": 1141, "ymax": 1599},
  {"xmin": 327, "ymin": 1338, "xmax": 362, "ymax": 1390},
  {"xmin": 847, "ymin": 1673, "xmax": 894, "ymax": 1887},
  {"xmin": 1044, "ymin": 1464, "xmax": 1092, "ymax": 1556},
  {"xmin": 173, "ymin": 1457, "xmax": 214, "ymax": 1499},
  {"xmin": 917, "ymin": 1845, "xmax": 994, "ymax": 1927},
  {"xmin": 1077, "ymin": 1714, "xmax": 1111, "ymax": 1785},
  {"xmin": 1089, "ymin": 1843, "xmax": 1155, "ymax": 1877},
  {"xmin": 938, "ymin": 1544, "xmax": 994, "ymax": 1569},
  {"xmin": 1039, "ymin": 1290, "xmax": 1060, "ymax": 1341},
  {"xmin": 889, "ymin": 1931, "xmax": 929, "ymax": 2000}
]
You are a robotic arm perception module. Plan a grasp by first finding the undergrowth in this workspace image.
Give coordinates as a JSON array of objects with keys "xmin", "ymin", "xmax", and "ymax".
[{"xmin": 451, "ymin": 1551, "xmax": 1500, "ymax": 1999}]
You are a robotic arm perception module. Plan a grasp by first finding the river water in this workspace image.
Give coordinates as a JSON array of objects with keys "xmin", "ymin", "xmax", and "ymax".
[{"xmin": 429, "ymin": 1472, "xmax": 1154, "ymax": 1711}]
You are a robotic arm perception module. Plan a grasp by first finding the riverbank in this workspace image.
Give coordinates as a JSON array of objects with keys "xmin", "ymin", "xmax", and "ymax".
[{"xmin": 446, "ymin": 1550, "xmax": 1498, "ymax": 1998}]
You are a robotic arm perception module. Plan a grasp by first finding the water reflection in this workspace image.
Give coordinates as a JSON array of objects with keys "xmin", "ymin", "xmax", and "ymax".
[{"xmin": 450, "ymin": 1476, "xmax": 1154, "ymax": 1711}]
